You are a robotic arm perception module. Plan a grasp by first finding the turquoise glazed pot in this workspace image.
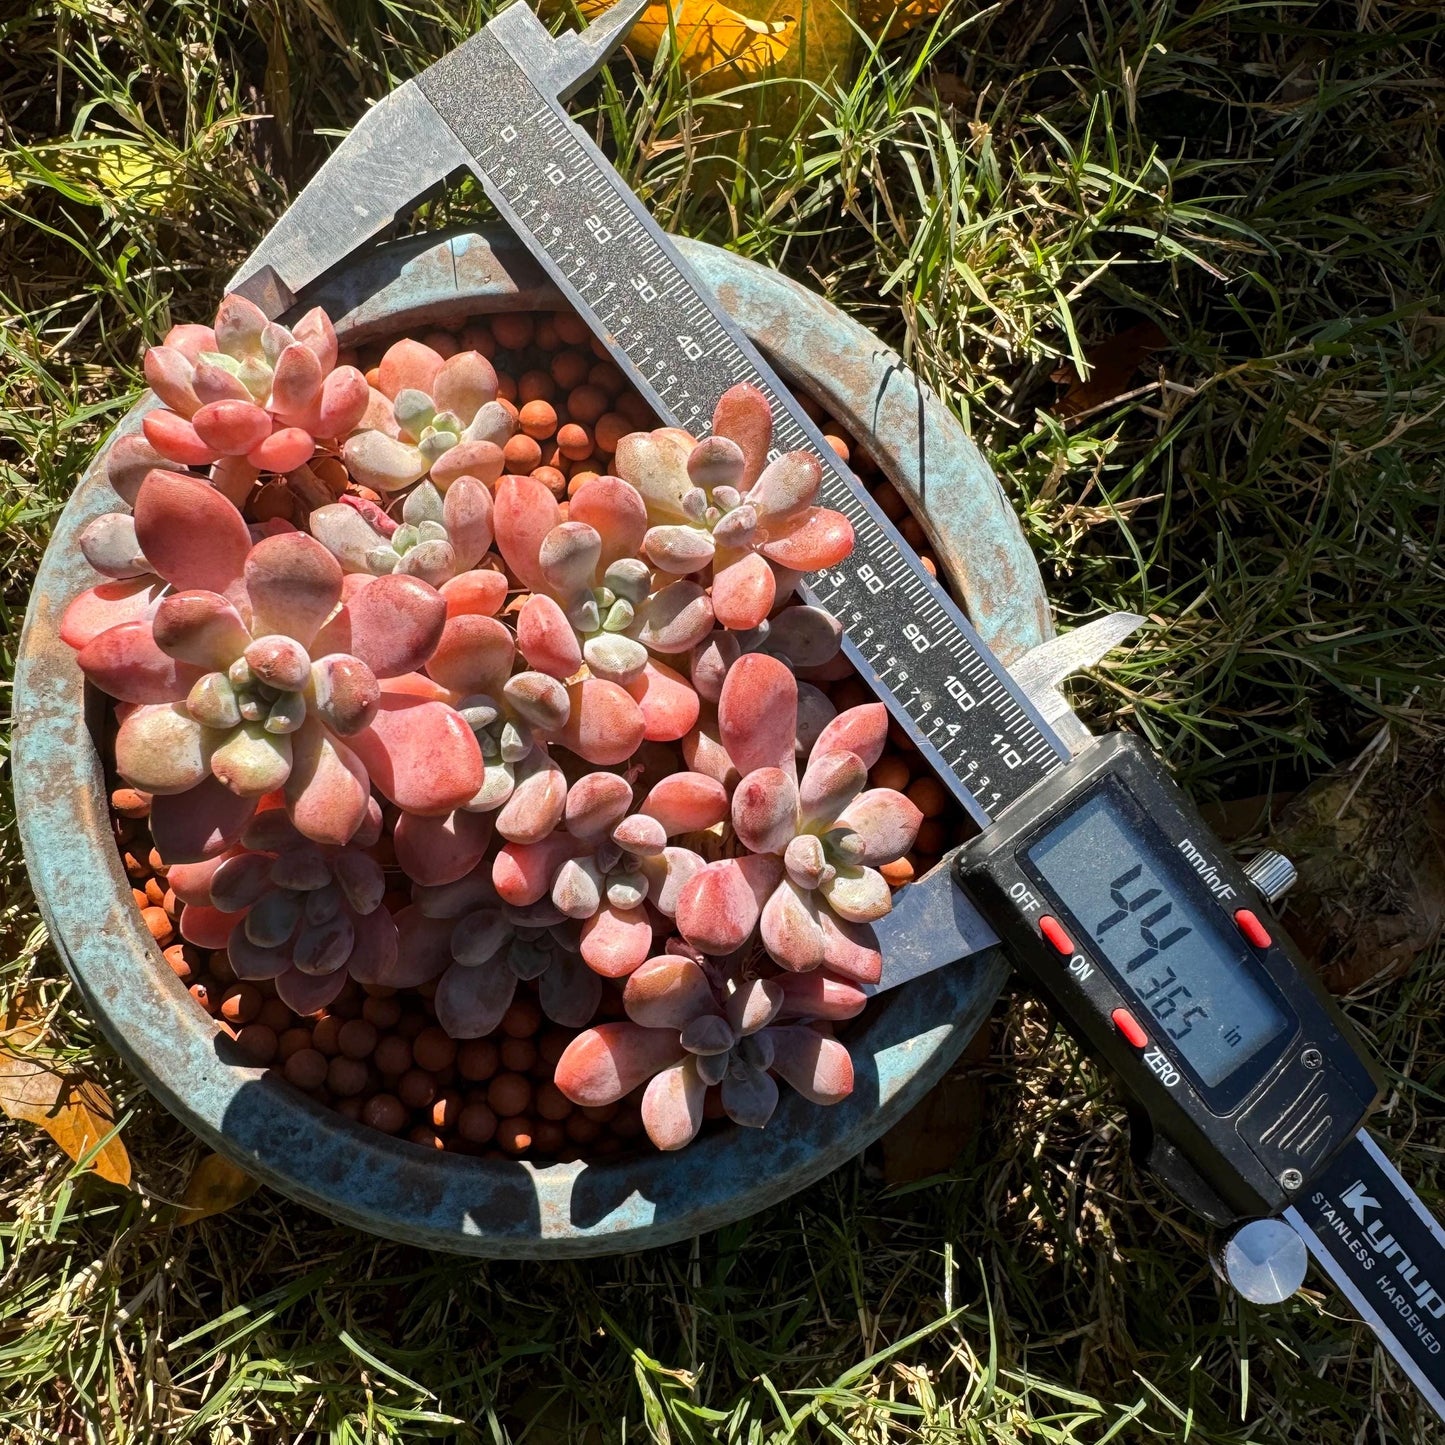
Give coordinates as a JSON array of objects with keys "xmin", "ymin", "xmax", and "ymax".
[{"xmin": 14, "ymin": 229, "xmax": 1049, "ymax": 1256}]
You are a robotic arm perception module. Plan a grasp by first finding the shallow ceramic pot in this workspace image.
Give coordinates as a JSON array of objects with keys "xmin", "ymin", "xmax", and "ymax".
[{"xmin": 14, "ymin": 228, "xmax": 1049, "ymax": 1256}]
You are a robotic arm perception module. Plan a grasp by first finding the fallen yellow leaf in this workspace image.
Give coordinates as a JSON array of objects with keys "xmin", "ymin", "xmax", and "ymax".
[
  {"xmin": 0, "ymin": 996, "xmax": 132, "ymax": 1187},
  {"xmin": 176, "ymin": 1152, "xmax": 259, "ymax": 1224}
]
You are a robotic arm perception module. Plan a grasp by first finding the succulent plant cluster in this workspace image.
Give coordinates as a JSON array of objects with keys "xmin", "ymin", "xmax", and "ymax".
[{"xmin": 69, "ymin": 302, "xmax": 935, "ymax": 1156}]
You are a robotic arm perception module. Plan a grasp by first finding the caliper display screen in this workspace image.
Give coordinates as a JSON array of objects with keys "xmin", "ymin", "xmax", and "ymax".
[{"xmin": 1028, "ymin": 785, "xmax": 1291, "ymax": 1090}]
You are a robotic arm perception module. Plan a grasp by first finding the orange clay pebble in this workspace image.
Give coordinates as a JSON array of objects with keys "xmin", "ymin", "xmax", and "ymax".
[
  {"xmin": 550, "ymin": 349, "xmax": 590, "ymax": 390},
  {"xmin": 396, "ymin": 1011, "xmax": 428, "ymax": 1040},
  {"xmin": 490, "ymin": 312, "xmax": 534, "ymax": 349},
  {"xmin": 413, "ymin": 1027, "xmax": 458, "ymax": 1072},
  {"xmin": 162, "ymin": 944, "xmax": 194, "ymax": 982},
  {"xmin": 531, "ymin": 465, "xmax": 567, "ymax": 497},
  {"xmin": 162, "ymin": 888, "xmax": 177, "ymax": 915},
  {"xmin": 538, "ymin": 1028, "xmax": 571, "ymax": 1067},
  {"xmin": 916, "ymin": 817, "xmax": 948, "ymax": 854},
  {"xmin": 457, "ymin": 1100, "xmax": 498, "ymax": 1143},
  {"xmin": 337, "ymin": 1018, "xmax": 378, "ymax": 1060},
  {"xmin": 495, "ymin": 371, "xmax": 518, "ymax": 404},
  {"xmin": 457, "ymin": 1038, "xmax": 500, "ymax": 1081},
  {"xmin": 277, "ymin": 1026, "xmax": 314, "ymax": 1061},
  {"xmin": 502, "ymin": 997, "xmax": 542, "ymax": 1038},
  {"xmin": 900, "ymin": 515, "xmax": 928, "ymax": 548},
  {"xmin": 556, "ymin": 422, "xmax": 593, "ymax": 461},
  {"xmin": 374, "ymin": 1034, "xmax": 413, "ymax": 1076},
  {"xmin": 488, "ymin": 1071, "xmax": 532, "ymax": 1116},
  {"xmin": 554, "ymin": 312, "xmax": 590, "ymax": 346},
  {"xmin": 365, "ymin": 366, "xmax": 382, "ymax": 388},
  {"xmin": 566, "ymin": 385, "xmax": 608, "ymax": 425},
  {"xmin": 888, "ymin": 719, "xmax": 917, "ymax": 752},
  {"xmin": 535, "ymin": 1082, "xmax": 572, "ymax": 1120},
  {"xmin": 880, "ymin": 857, "xmax": 916, "ymax": 886},
  {"xmin": 208, "ymin": 948, "xmax": 234, "ymax": 983},
  {"xmin": 907, "ymin": 776, "xmax": 949, "ymax": 817},
  {"xmin": 141, "ymin": 907, "xmax": 173, "ymax": 945},
  {"xmin": 131, "ymin": 887, "xmax": 149, "ymax": 911},
  {"xmin": 398, "ymin": 1069, "xmax": 437, "ymax": 1110},
  {"xmin": 534, "ymin": 317, "xmax": 560, "ymax": 350},
  {"xmin": 284, "ymin": 1048, "xmax": 328, "ymax": 1091},
  {"xmin": 335, "ymin": 1097, "xmax": 364, "ymax": 1122},
  {"xmin": 460, "ymin": 324, "xmax": 496, "ymax": 358},
  {"xmin": 122, "ymin": 850, "xmax": 146, "ymax": 880},
  {"xmin": 110, "ymin": 787, "xmax": 151, "ymax": 818},
  {"xmin": 518, "ymin": 370, "xmax": 555, "ymax": 405},
  {"xmin": 920, "ymin": 554, "xmax": 938, "ymax": 577},
  {"xmin": 533, "ymin": 1120, "xmax": 566, "ymax": 1153},
  {"xmin": 518, "ymin": 399, "xmax": 557, "ymax": 439},
  {"xmin": 831, "ymin": 678, "xmax": 871, "ymax": 711},
  {"xmin": 421, "ymin": 330, "xmax": 458, "ymax": 358},
  {"xmin": 188, "ymin": 981, "xmax": 216, "ymax": 1013},
  {"xmin": 503, "ymin": 434, "xmax": 542, "ymax": 473},
  {"xmin": 565, "ymin": 1115, "xmax": 602, "ymax": 1145},
  {"xmin": 500, "ymin": 1036, "xmax": 537, "ymax": 1073},
  {"xmin": 594, "ymin": 412, "xmax": 630, "ymax": 453},
  {"xmin": 258, "ymin": 996, "xmax": 293, "ymax": 1032},
  {"xmin": 235, "ymin": 1023, "xmax": 278, "ymax": 1066},
  {"xmin": 409, "ymin": 1126, "xmax": 446, "ymax": 1150},
  {"xmin": 432, "ymin": 1091, "xmax": 462, "ymax": 1130},
  {"xmin": 588, "ymin": 361, "xmax": 624, "ymax": 394},
  {"xmin": 871, "ymin": 756, "xmax": 911, "ymax": 791},
  {"xmin": 824, "ymin": 433, "xmax": 850, "ymax": 461},
  {"xmin": 497, "ymin": 1117, "xmax": 534, "ymax": 1154},
  {"xmin": 611, "ymin": 1108, "xmax": 644, "ymax": 1140},
  {"xmin": 219, "ymin": 983, "xmax": 261, "ymax": 1025},
  {"xmin": 147, "ymin": 847, "xmax": 167, "ymax": 874},
  {"xmin": 617, "ymin": 390, "xmax": 652, "ymax": 427},
  {"xmin": 362, "ymin": 1094, "xmax": 408, "ymax": 1134},
  {"xmin": 362, "ymin": 994, "xmax": 402, "ymax": 1028},
  {"xmin": 566, "ymin": 470, "xmax": 599, "ymax": 496},
  {"xmin": 143, "ymin": 877, "xmax": 165, "ymax": 907},
  {"xmin": 581, "ymin": 1101, "xmax": 618, "ymax": 1123},
  {"xmin": 311, "ymin": 1015, "xmax": 343, "ymax": 1055},
  {"xmin": 326, "ymin": 1056, "xmax": 368, "ymax": 1097},
  {"xmin": 874, "ymin": 481, "xmax": 906, "ymax": 519}
]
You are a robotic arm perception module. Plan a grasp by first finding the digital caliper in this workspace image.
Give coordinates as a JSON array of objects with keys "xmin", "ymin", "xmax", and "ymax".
[{"xmin": 228, "ymin": 0, "xmax": 1445, "ymax": 1420}]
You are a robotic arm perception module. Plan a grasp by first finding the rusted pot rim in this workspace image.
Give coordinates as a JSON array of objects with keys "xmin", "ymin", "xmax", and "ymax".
[{"xmin": 14, "ymin": 228, "xmax": 1048, "ymax": 1257}]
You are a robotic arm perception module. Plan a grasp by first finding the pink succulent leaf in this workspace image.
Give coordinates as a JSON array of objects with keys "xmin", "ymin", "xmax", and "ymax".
[
  {"xmin": 167, "ymin": 848, "xmax": 241, "ymax": 907},
  {"xmin": 612, "ymin": 432, "xmax": 693, "ymax": 521},
  {"xmin": 378, "ymin": 338, "xmax": 445, "ymax": 399},
  {"xmin": 192, "ymin": 355, "xmax": 253, "ymax": 406},
  {"xmin": 795, "ymin": 683, "xmax": 837, "ymax": 760},
  {"xmin": 731, "ymin": 768, "xmax": 799, "ymax": 855},
  {"xmin": 314, "ymin": 572, "xmax": 446, "ymax": 679},
  {"xmin": 178, "ymin": 902, "xmax": 247, "ymax": 950},
  {"xmin": 275, "ymin": 966, "xmax": 348, "ymax": 1016},
  {"xmin": 143, "ymin": 346, "xmax": 200, "ymax": 417},
  {"xmin": 307, "ymin": 366, "xmax": 371, "ymax": 439},
  {"xmin": 539, "ymin": 521, "xmax": 602, "ymax": 595},
  {"xmin": 346, "ymin": 693, "xmax": 483, "ymax": 815},
  {"xmin": 687, "ymin": 434, "xmax": 745, "ymax": 491},
  {"xmin": 77, "ymin": 619, "xmax": 206, "ymax": 703},
  {"xmin": 372, "ymin": 906, "xmax": 455, "ymax": 988},
  {"xmin": 149, "ymin": 777, "xmax": 258, "ymax": 863},
  {"xmin": 563, "ymin": 772, "xmax": 635, "ymax": 845},
  {"xmin": 690, "ymin": 630, "xmax": 739, "ymax": 704},
  {"xmin": 441, "ymin": 475, "xmax": 494, "ymax": 570},
  {"xmin": 426, "ymin": 613, "xmax": 514, "ymax": 695},
  {"xmin": 206, "ymin": 850, "xmax": 275, "ymax": 912},
  {"xmin": 718, "ymin": 653, "xmax": 798, "ymax": 778},
  {"xmin": 626, "ymin": 658, "xmax": 701, "ymax": 744},
  {"xmin": 133, "ymin": 470, "xmax": 251, "ymax": 596},
  {"xmin": 818, "ymin": 865, "xmax": 893, "ymax": 923},
  {"xmin": 554, "ymin": 1021, "xmax": 687, "ymax": 1107},
  {"xmin": 798, "ymin": 749, "xmax": 868, "ymax": 829},
  {"xmin": 330, "ymin": 849, "xmax": 385, "ymax": 914},
  {"xmin": 640, "ymin": 772, "xmax": 728, "ymax": 834},
  {"xmin": 567, "ymin": 477, "xmax": 648, "ymax": 570},
  {"xmin": 493, "ymin": 474, "xmax": 560, "ymax": 594},
  {"xmin": 448, "ymin": 907, "xmax": 515, "ymax": 966},
  {"xmin": 681, "ymin": 715, "xmax": 739, "ymax": 791},
  {"xmin": 760, "ymin": 878, "xmax": 829, "ymax": 972},
  {"xmin": 538, "ymin": 952, "xmax": 604, "ymax": 1029},
  {"xmin": 152, "ymin": 590, "xmax": 250, "ymax": 671},
  {"xmin": 291, "ymin": 306, "xmax": 339, "ymax": 371},
  {"xmin": 580, "ymin": 903, "xmax": 654, "ymax": 978},
  {"xmin": 763, "ymin": 606, "xmax": 843, "ymax": 669},
  {"xmin": 745, "ymin": 451, "xmax": 822, "ymax": 523},
  {"xmin": 105, "ymin": 434, "xmax": 167, "ymax": 506},
  {"xmin": 431, "ymin": 440, "xmax": 505, "ymax": 491},
  {"xmin": 710, "ymin": 384, "xmax": 772, "ymax": 488},
  {"xmin": 432, "ymin": 349, "xmax": 499, "ymax": 422},
  {"xmin": 495, "ymin": 751, "xmax": 567, "ymax": 844},
  {"xmin": 213, "ymin": 294, "xmax": 267, "ymax": 359},
  {"xmin": 710, "ymin": 552, "xmax": 775, "ymax": 631},
  {"xmin": 115, "ymin": 703, "xmax": 212, "ymax": 794},
  {"xmin": 766, "ymin": 1025, "xmax": 855, "ymax": 1105},
  {"xmin": 393, "ymin": 806, "xmax": 495, "ymax": 887},
  {"xmin": 143, "ymin": 410, "xmax": 219, "ymax": 467},
  {"xmin": 517, "ymin": 593, "xmax": 583, "ymax": 679},
  {"xmin": 308, "ymin": 655, "xmax": 381, "ymax": 736},
  {"xmin": 209, "ymin": 722, "xmax": 292, "ymax": 797},
  {"xmin": 551, "ymin": 856, "xmax": 603, "ymax": 920},
  {"xmin": 622, "ymin": 954, "xmax": 716, "ymax": 1030},
  {"xmin": 226, "ymin": 928, "xmax": 292, "ymax": 981},
  {"xmin": 719, "ymin": 1058, "xmax": 779, "ymax": 1129},
  {"xmin": 760, "ymin": 507, "xmax": 855, "ymax": 572},
  {"xmin": 811, "ymin": 702, "xmax": 888, "ymax": 770},
  {"xmin": 493, "ymin": 834, "xmax": 581, "ymax": 906},
  {"xmin": 266, "ymin": 342, "xmax": 323, "ymax": 422},
  {"xmin": 628, "ymin": 580, "xmax": 714, "ymax": 655},
  {"xmin": 291, "ymin": 910, "xmax": 355, "ymax": 975},
  {"xmin": 434, "ymin": 960, "xmax": 518, "ymax": 1039},
  {"xmin": 248, "ymin": 427, "xmax": 315, "ymax": 474},
  {"xmin": 556, "ymin": 678, "xmax": 646, "ymax": 766},
  {"xmin": 725, "ymin": 976, "xmax": 785, "ymax": 1036},
  {"xmin": 809, "ymin": 898, "xmax": 880, "ymax": 984},
  {"xmin": 413, "ymin": 865, "xmax": 498, "ymax": 920},
  {"xmin": 774, "ymin": 971, "xmax": 868, "ymax": 1022},
  {"xmin": 674, "ymin": 854, "xmax": 781, "ymax": 955},
  {"xmin": 272, "ymin": 720, "xmax": 365, "ymax": 849},
  {"xmin": 643, "ymin": 524, "xmax": 715, "ymax": 575},
  {"xmin": 162, "ymin": 322, "xmax": 218, "ymax": 363},
  {"xmin": 244, "ymin": 532, "xmax": 343, "ymax": 646},
  {"xmin": 641, "ymin": 1059, "xmax": 707, "ymax": 1150},
  {"xmin": 60, "ymin": 577, "xmax": 165, "ymax": 651},
  {"xmin": 308, "ymin": 502, "xmax": 388, "ymax": 574},
  {"xmin": 637, "ymin": 846, "xmax": 705, "ymax": 918},
  {"xmin": 190, "ymin": 400, "xmax": 273, "ymax": 458},
  {"xmin": 835, "ymin": 788, "xmax": 924, "ymax": 866},
  {"xmin": 440, "ymin": 568, "xmax": 508, "ymax": 618},
  {"xmin": 340, "ymin": 430, "xmax": 428, "ymax": 492},
  {"xmin": 502, "ymin": 671, "xmax": 570, "ymax": 736},
  {"xmin": 612, "ymin": 813, "xmax": 666, "ymax": 857},
  {"xmin": 339, "ymin": 905, "xmax": 400, "ymax": 985}
]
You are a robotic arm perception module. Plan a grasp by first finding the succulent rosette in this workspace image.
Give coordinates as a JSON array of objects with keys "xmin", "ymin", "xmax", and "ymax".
[
  {"xmin": 555, "ymin": 955, "xmax": 857, "ymax": 1150},
  {"xmin": 139, "ymin": 294, "xmax": 369, "ymax": 479},
  {"xmin": 612, "ymin": 382, "xmax": 855, "ymax": 631},
  {"xmin": 341, "ymin": 339, "xmax": 514, "ymax": 493},
  {"xmin": 166, "ymin": 802, "xmax": 398, "ymax": 1014},
  {"xmin": 64, "ymin": 471, "xmax": 483, "ymax": 860}
]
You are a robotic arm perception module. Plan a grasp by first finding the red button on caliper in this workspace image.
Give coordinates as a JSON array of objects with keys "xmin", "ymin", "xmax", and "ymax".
[
  {"xmin": 1235, "ymin": 909, "xmax": 1272, "ymax": 949},
  {"xmin": 1112, "ymin": 1009, "xmax": 1149, "ymax": 1049},
  {"xmin": 1039, "ymin": 916, "xmax": 1074, "ymax": 955}
]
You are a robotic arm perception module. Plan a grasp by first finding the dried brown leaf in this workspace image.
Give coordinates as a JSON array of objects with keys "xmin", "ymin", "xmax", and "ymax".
[
  {"xmin": 1051, "ymin": 320, "xmax": 1169, "ymax": 421},
  {"xmin": 176, "ymin": 1151, "xmax": 259, "ymax": 1224}
]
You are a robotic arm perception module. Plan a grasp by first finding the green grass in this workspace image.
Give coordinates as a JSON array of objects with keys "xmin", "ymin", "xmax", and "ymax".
[{"xmin": 3, "ymin": 0, "xmax": 1445, "ymax": 1439}]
